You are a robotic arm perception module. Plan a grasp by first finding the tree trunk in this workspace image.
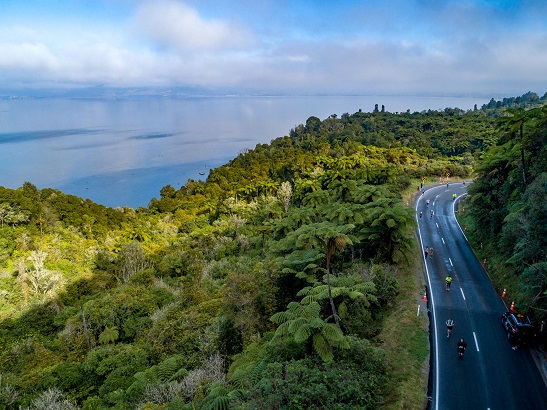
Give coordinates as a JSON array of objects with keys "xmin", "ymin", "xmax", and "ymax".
[
  {"xmin": 19, "ymin": 260, "xmax": 28, "ymax": 305},
  {"xmin": 326, "ymin": 266, "xmax": 339, "ymax": 327},
  {"xmin": 326, "ymin": 239, "xmax": 340, "ymax": 327},
  {"xmin": 81, "ymin": 305, "xmax": 91, "ymax": 351}
]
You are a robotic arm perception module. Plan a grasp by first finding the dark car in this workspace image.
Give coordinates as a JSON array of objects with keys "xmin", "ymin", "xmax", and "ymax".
[{"xmin": 501, "ymin": 312, "xmax": 537, "ymax": 344}]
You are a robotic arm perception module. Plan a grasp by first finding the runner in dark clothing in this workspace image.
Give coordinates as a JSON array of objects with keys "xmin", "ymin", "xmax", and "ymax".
[{"xmin": 457, "ymin": 338, "xmax": 467, "ymax": 358}]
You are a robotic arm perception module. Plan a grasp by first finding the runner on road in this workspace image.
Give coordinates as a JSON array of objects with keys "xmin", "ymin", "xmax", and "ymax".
[{"xmin": 445, "ymin": 275, "xmax": 452, "ymax": 290}]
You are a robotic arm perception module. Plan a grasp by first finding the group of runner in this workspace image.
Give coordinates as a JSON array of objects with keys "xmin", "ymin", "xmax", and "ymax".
[
  {"xmin": 446, "ymin": 319, "xmax": 468, "ymax": 358},
  {"xmin": 424, "ymin": 246, "xmax": 434, "ymax": 258},
  {"xmin": 420, "ymin": 184, "xmax": 467, "ymax": 358}
]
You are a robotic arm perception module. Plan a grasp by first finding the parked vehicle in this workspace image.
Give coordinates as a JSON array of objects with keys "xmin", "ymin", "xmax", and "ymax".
[{"xmin": 501, "ymin": 312, "xmax": 537, "ymax": 345}]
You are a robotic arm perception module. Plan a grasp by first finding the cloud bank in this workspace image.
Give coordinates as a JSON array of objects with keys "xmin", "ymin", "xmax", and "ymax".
[{"xmin": 0, "ymin": 0, "xmax": 545, "ymax": 96}]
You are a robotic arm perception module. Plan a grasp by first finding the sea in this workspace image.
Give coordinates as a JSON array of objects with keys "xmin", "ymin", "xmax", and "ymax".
[{"xmin": 0, "ymin": 95, "xmax": 489, "ymax": 208}]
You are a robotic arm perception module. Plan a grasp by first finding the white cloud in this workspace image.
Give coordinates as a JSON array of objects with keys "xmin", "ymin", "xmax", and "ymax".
[
  {"xmin": 0, "ymin": 42, "xmax": 58, "ymax": 71},
  {"xmin": 0, "ymin": 1, "xmax": 545, "ymax": 95},
  {"xmin": 134, "ymin": 0, "xmax": 254, "ymax": 51}
]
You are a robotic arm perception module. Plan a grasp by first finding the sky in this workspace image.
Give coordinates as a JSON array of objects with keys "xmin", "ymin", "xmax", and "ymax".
[{"xmin": 1, "ymin": 0, "xmax": 546, "ymax": 97}]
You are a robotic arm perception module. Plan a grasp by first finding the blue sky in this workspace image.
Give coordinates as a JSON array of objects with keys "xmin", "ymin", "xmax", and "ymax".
[{"xmin": 1, "ymin": 0, "xmax": 546, "ymax": 96}]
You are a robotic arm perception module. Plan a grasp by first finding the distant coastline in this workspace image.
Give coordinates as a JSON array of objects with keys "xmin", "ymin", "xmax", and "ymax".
[
  {"xmin": 0, "ymin": 94, "xmax": 492, "ymax": 208},
  {"xmin": 0, "ymin": 86, "xmax": 502, "ymax": 101}
]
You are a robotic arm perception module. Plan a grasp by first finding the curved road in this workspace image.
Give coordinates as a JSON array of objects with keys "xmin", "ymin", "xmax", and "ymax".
[{"xmin": 416, "ymin": 182, "xmax": 547, "ymax": 410}]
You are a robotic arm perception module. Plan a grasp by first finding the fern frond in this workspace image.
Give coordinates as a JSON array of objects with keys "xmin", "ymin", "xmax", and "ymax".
[
  {"xmin": 273, "ymin": 321, "xmax": 291, "ymax": 338},
  {"xmin": 286, "ymin": 301, "xmax": 303, "ymax": 313},
  {"xmin": 306, "ymin": 301, "xmax": 321, "ymax": 317},
  {"xmin": 320, "ymin": 323, "xmax": 345, "ymax": 342},
  {"xmin": 348, "ymin": 290, "xmax": 364, "ymax": 299},
  {"xmin": 296, "ymin": 287, "xmax": 312, "ymax": 296},
  {"xmin": 170, "ymin": 367, "xmax": 188, "ymax": 381},
  {"xmin": 312, "ymin": 334, "xmax": 334, "ymax": 362},
  {"xmin": 156, "ymin": 357, "xmax": 179, "ymax": 382},
  {"xmin": 132, "ymin": 371, "xmax": 151, "ymax": 383},
  {"xmin": 287, "ymin": 318, "xmax": 308, "ymax": 333},
  {"xmin": 300, "ymin": 295, "xmax": 317, "ymax": 305},
  {"xmin": 293, "ymin": 324, "xmax": 312, "ymax": 343},
  {"xmin": 230, "ymin": 368, "xmax": 248, "ymax": 390},
  {"xmin": 330, "ymin": 287, "xmax": 344, "ymax": 298},
  {"xmin": 338, "ymin": 301, "xmax": 347, "ymax": 319},
  {"xmin": 250, "ymin": 360, "xmax": 267, "ymax": 387},
  {"xmin": 227, "ymin": 388, "xmax": 246, "ymax": 400},
  {"xmin": 308, "ymin": 318, "xmax": 325, "ymax": 329},
  {"xmin": 270, "ymin": 311, "xmax": 294, "ymax": 324},
  {"xmin": 207, "ymin": 396, "xmax": 230, "ymax": 410}
]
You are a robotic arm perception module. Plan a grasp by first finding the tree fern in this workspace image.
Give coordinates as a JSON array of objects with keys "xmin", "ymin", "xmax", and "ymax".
[
  {"xmin": 207, "ymin": 396, "xmax": 230, "ymax": 410},
  {"xmin": 230, "ymin": 368, "xmax": 247, "ymax": 390},
  {"xmin": 156, "ymin": 357, "xmax": 180, "ymax": 382},
  {"xmin": 270, "ymin": 300, "xmax": 349, "ymax": 362},
  {"xmin": 170, "ymin": 367, "xmax": 188, "ymax": 382},
  {"xmin": 250, "ymin": 360, "xmax": 267, "ymax": 387}
]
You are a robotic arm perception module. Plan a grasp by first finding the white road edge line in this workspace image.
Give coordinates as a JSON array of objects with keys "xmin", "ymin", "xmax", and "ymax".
[
  {"xmin": 415, "ymin": 188, "xmax": 440, "ymax": 410},
  {"xmin": 473, "ymin": 332, "xmax": 480, "ymax": 352},
  {"xmin": 460, "ymin": 287, "xmax": 466, "ymax": 300},
  {"xmin": 452, "ymin": 192, "xmax": 469, "ymax": 242}
]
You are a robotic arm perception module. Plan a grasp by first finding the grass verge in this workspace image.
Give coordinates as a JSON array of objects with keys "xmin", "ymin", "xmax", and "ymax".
[
  {"xmin": 378, "ymin": 245, "xmax": 429, "ymax": 410},
  {"xmin": 378, "ymin": 179, "xmax": 431, "ymax": 409}
]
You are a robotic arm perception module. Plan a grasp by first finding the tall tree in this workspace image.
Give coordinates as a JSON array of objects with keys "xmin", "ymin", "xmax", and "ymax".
[
  {"xmin": 295, "ymin": 222, "xmax": 354, "ymax": 326},
  {"xmin": 497, "ymin": 107, "xmax": 532, "ymax": 187}
]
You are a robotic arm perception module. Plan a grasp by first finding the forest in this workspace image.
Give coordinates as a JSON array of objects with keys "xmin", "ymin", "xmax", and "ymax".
[{"xmin": 0, "ymin": 91, "xmax": 545, "ymax": 409}]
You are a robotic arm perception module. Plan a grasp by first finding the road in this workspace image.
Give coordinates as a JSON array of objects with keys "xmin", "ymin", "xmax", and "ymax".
[{"xmin": 416, "ymin": 182, "xmax": 547, "ymax": 410}]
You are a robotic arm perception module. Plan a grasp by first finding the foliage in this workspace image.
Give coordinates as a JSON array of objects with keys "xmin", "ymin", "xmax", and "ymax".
[
  {"xmin": 238, "ymin": 338, "xmax": 386, "ymax": 409},
  {"xmin": 22, "ymin": 387, "xmax": 79, "ymax": 410},
  {"xmin": 270, "ymin": 301, "xmax": 350, "ymax": 362},
  {"xmin": 2, "ymin": 93, "xmax": 538, "ymax": 407},
  {"xmin": 467, "ymin": 102, "xmax": 547, "ymax": 318}
]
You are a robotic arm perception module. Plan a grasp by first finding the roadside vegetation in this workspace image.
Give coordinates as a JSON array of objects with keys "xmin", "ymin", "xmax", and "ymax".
[
  {"xmin": 459, "ymin": 97, "xmax": 547, "ymax": 334},
  {"xmin": 0, "ymin": 91, "xmax": 545, "ymax": 409}
]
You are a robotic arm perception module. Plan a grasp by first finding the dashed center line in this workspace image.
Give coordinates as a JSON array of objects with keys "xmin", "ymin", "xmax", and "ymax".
[
  {"xmin": 441, "ymin": 237, "xmax": 445, "ymax": 244},
  {"xmin": 460, "ymin": 287, "xmax": 466, "ymax": 300},
  {"xmin": 448, "ymin": 258, "xmax": 453, "ymax": 266},
  {"xmin": 473, "ymin": 332, "xmax": 480, "ymax": 352}
]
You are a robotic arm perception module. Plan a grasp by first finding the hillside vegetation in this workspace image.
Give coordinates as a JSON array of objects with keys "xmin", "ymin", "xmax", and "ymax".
[
  {"xmin": 0, "ymin": 92, "xmax": 545, "ymax": 409},
  {"xmin": 464, "ymin": 100, "xmax": 547, "ymax": 322}
]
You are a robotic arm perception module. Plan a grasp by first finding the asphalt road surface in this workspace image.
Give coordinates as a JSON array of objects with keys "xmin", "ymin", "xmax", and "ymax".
[{"xmin": 416, "ymin": 182, "xmax": 547, "ymax": 410}]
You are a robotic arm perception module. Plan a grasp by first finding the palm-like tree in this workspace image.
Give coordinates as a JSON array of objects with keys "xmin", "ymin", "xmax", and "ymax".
[
  {"xmin": 295, "ymin": 222, "xmax": 354, "ymax": 326},
  {"xmin": 359, "ymin": 198, "xmax": 416, "ymax": 262},
  {"xmin": 324, "ymin": 202, "xmax": 366, "ymax": 225},
  {"xmin": 297, "ymin": 274, "xmax": 377, "ymax": 320},
  {"xmin": 270, "ymin": 301, "xmax": 349, "ymax": 362},
  {"xmin": 98, "ymin": 326, "xmax": 119, "ymax": 345},
  {"xmin": 349, "ymin": 184, "xmax": 393, "ymax": 204},
  {"xmin": 281, "ymin": 249, "xmax": 324, "ymax": 283},
  {"xmin": 301, "ymin": 189, "xmax": 331, "ymax": 208},
  {"xmin": 328, "ymin": 179, "xmax": 358, "ymax": 202}
]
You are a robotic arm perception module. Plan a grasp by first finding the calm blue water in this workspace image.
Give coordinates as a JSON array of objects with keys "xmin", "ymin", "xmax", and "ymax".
[{"xmin": 0, "ymin": 95, "xmax": 488, "ymax": 208}]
